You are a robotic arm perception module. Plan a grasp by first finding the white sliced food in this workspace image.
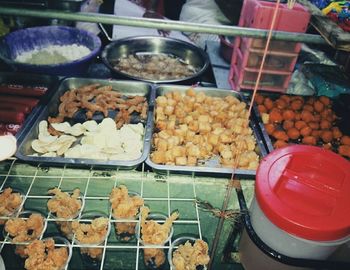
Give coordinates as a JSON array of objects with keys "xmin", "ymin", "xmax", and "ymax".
[
  {"xmin": 38, "ymin": 133, "xmax": 58, "ymax": 144},
  {"xmin": 76, "ymin": 144, "xmax": 108, "ymax": 160},
  {"xmin": 127, "ymin": 150, "xmax": 142, "ymax": 160},
  {"xmin": 89, "ymin": 152, "xmax": 109, "ymax": 160},
  {"xmin": 105, "ymin": 131, "xmax": 122, "ymax": 148},
  {"xmin": 64, "ymin": 145, "xmax": 83, "ymax": 158},
  {"xmin": 82, "ymin": 120, "xmax": 98, "ymax": 132},
  {"xmin": 98, "ymin": 118, "xmax": 116, "ymax": 133},
  {"xmin": 41, "ymin": 152, "xmax": 57, "ymax": 157},
  {"xmin": 101, "ymin": 145, "xmax": 124, "ymax": 154},
  {"xmin": 109, "ymin": 151, "xmax": 140, "ymax": 160},
  {"xmin": 80, "ymin": 135, "xmax": 94, "ymax": 145},
  {"xmin": 31, "ymin": 139, "xmax": 51, "ymax": 153},
  {"xmin": 0, "ymin": 135, "xmax": 17, "ymax": 161},
  {"xmin": 123, "ymin": 123, "xmax": 144, "ymax": 136},
  {"xmin": 70, "ymin": 123, "xmax": 86, "ymax": 136},
  {"xmin": 55, "ymin": 135, "xmax": 77, "ymax": 156},
  {"xmin": 79, "ymin": 144, "xmax": 100, "ymax": 155},
  {"xmin": 45, "ymin": 143, "xmax": 62, "ymax": 152},
  {"xmin": 123, "ymin": 140, "xmax": 143, "ymax": 153},
  {"xmin": 38, "ymin": 121, "xmax": 57, "ymax": 143},
  {"xmin": 50, "ymin": 122, "xmax": 71, "ymax": 133},
  {"xmin": 38, "ymin": 120, "xmax": 49, "ymax": 135},
  {"xmin": 81, "ymin": 132, "xmax": 106, "ymax": 149}
]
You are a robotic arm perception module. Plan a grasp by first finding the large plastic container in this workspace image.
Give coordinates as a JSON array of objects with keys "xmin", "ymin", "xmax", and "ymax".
[
  {"xmin": 228, "ymin": 0, "xmax": 311, "ymax": 92},
  {"xmin": 239, "ymin": 145, "xmax": 350, "ymax": 270}
]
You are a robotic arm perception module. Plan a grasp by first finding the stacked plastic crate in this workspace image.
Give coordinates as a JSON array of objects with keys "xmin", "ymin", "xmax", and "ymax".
[{"xmin": 229, "ymin": 0, "xmax": 311, "ymax": 93}]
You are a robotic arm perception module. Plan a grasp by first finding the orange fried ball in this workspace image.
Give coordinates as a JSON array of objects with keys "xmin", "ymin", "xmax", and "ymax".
[
  {"xmin": 282, "ymin": 120, "xmax": 294, "ymax": 131},
  {"xmin": 313, "ymin": 100, "xmax": 324, "ymax": 113},
  {"xmin": 321, "ymin": 130, "xmax": 333, "ymax": 143},
  {"xmin": 340, "ymin": 135, "xmax": 350, "ymax": 145},
  {"xmin": 274, "ymin": 140, "xmax": 289, "ymax": 149},
  {"xmin": 300, "ymin": 126, "xmax": 312, "ymax": 137},
  {"xmin": 269, "ymin": 109, "xmax": 283, "ymax": 124},
  {"xmin": 303, "ymin": 104, "xmax": 314, "ymax": 112},
  {"xmin": 302, "ymin": 136, "xmax": 317, "ymax": 145},
  {"xmin": 338, "ymin": 145, "xmax": 350, "ymax": 158},
  {"xmin": 308, "ymin": 122, "xmax": 320, "ymax": 130},
  {"xmin": 263, "ymin": 98, "xmax": 274, "ymax": 111},
  {"xmin": 301, "ymin": 110, "xmax": 314, "ymax": 123},
  {"xmin": 320, "ymin": 120, "xmax": 332, "ymax": 130},
  {"xmin": 287, "ymin": 128, "xmax": 300, "ymax": 140},
  {"xmin": 280, "ymin": 95, "xmax": 291, "ymax": 104},
  {"xmin": 276, "ymin": 99, "xmax": 287, "ymax": 110},
  {"xmin": 311, "ymin": 130, "xmax": 321, "ymax": 140},
  {"xmin": 291, "ymin": 96, "xmax": 304, "ymax": 102},
  {"xmin": 313, "ymin": 114, "xmax": 321, "ymax": 123},
  {"xmin": 295, "ymin": 121, "xmax": 307, "ymax": 130},
  {"xmin": 290, "ymin": 99, "xmax": 303, "ymax": 111},
  {"xmin": 294, "ymin": 112, "xmax": 301, "ymax": 121},
  {"xmin": 282, "ymin": 110, "xmax": 295, "ymax": 121},
  {"xmin": 306, "ymin": 97, "xmax": 315, "ymax": 105},
  {"xmin": 272, "ymin": 130, "xmax": 289, "ymax": 141},
  {"xmin": 321, "ymin": 109, "xmax": 336, "ymax": 122},
  {"xmin": 265, "ymin": 123, "xmax": 276, "ymax": 136},
  {"xmin": 332, "ymin": 127, "xmax": 342, "ymax": 139},
  {"xmin": 258, "ymin": 105, "xmax": 267, "ymax": 114},
  {"xmin": 319, "ymin": 96, "xmax": 331, "ymax": 106},
  {"xmin": 255, "ymin": 94, "xmax": 264, "ymax": 105}
]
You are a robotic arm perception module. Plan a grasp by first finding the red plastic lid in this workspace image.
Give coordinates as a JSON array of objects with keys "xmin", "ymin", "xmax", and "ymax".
[{"xmin": 256, "ymin": 145, "xmax": 350, "ymax": 241}]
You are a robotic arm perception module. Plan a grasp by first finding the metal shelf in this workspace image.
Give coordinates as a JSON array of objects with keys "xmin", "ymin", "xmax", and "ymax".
[{"xmin": 0, "ymin": 6, "xmax": 326, "ymax": 44}]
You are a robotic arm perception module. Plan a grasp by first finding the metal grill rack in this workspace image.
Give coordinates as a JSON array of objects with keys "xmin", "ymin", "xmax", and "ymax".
[{"xmin": 0, "ymin": 158, "xmax": 253, "ymax": 270}]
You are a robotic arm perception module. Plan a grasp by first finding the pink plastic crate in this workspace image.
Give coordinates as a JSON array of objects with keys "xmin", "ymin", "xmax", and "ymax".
[
  {"xmin": 242, "ymin": 37, "xmax": 302, "ymax": 53},
  {"xmin": 229, "ymin": 64, "xmax": 292, "ymax": 93},
  {"xmin": 237, "ymin": 38, "xmax": 299, "ymax": 72},
  {"xmin": 239, "ymin": 0, "xmax": 310, "ymax": 32},
  {"xmin": 228, "ymin": 0, "xmax": 310, "ymax": 93}
]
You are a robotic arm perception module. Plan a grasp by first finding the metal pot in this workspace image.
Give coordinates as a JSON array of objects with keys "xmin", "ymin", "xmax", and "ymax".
[{"xmin": 101, "ymin": 36, "xmax": 210, "ymax": 84}]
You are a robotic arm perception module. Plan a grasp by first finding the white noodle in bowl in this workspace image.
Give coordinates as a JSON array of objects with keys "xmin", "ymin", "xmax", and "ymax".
[{"xmin": 0, "ymin": 26, "xmax": 101, "ymax": 76}]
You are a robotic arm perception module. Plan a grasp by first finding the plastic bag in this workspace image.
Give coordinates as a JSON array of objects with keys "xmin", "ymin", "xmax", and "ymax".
[
  {"xmin": 301, "ymin": 64, "xmax": 350, "ymax": 97},
  {"xmin": 287, "ymin": 69, "xmax": 315, "ymax": 96}
]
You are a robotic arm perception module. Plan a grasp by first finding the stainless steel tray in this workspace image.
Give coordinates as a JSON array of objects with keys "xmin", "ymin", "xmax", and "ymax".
[
  {"xmin": 15, "ymin": 77, "xmax": 154, "ymax": 169},
  {"xmin": 145, "ymin": 85, "xmax": 268, "ymax": 178},
  {"xmin": 252, "ymin": 103, "xmax": 275, "ymax": 153},
  {"xmin": 0, "ymin": 71, "xmax": 60, "ymax": 140}
]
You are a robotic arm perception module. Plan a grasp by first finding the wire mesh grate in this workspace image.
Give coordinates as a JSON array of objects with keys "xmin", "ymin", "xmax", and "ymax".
[{"xmin": 0, "ymin": 159, "xmax": 253, "ymax": 269}]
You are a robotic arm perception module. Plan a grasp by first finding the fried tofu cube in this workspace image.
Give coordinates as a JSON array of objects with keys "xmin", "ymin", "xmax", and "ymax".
[
  {"xmin": 187, "ymin": 156, "xmax": 197, "ymax": 166},
  {"xmin": 186, "ymin": 144, "xmax": 200, "ymax": 157},
  {"xmin": 198, "ymin": 122, "xmax": 211, "ymax": 134},
  {"xmin": 208, "ymin": 134, "xmax": 219, "ymax": 146},
  {"xmin": 156, "ymin": 96, "xmax": 167, "ymax": 107},
  {"xmin": 156, "ymin": 139, "xmax": 168, "ymax": 152},
  {"xmin": 151, "ymin": 151, "xmax": 166, "ymax": 164},
  {"xmin": 175, "ymin": 156, "xmax": 187, "ymax": 166},
  {"xmin": 172, "ymin": 146, "xmax": 186, "ymax": 158}
]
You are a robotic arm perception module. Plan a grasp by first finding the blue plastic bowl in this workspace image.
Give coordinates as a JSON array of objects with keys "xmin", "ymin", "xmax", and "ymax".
[{"xmin": 0, "ymin": 25, "xmax": 101, "ymax": 76}]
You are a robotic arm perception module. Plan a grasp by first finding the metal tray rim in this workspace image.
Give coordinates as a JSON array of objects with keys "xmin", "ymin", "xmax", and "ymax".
[
  {"xmin": 145, "ymin": 85, "xmax": 269, "ymax": 177},
  {"xmin": 15, "ymin": 77, "xmax": 155, "ymax": 169}
]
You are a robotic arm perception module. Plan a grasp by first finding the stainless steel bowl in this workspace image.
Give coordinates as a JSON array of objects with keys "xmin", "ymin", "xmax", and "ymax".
[{"xmin": 101, "ymin": 36, "xmax": 210, "ymax": 84}]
